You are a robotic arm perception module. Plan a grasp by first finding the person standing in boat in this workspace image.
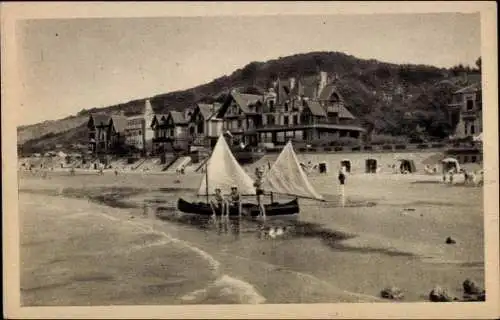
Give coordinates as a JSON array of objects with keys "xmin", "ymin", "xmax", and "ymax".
[
  {"xmin": 210, "ymin": 188, "xmax": 227, "ymax": 218},
  {"xmin": 254, "ymin": 167, "xmax": 266, "ymax": 218},
  {"xmin": 229, "ymin": 186, "xmax": 242, "ymax": 217}
]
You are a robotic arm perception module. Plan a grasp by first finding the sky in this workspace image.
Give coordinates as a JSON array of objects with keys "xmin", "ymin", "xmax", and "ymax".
[{"xmin": 16, "ymin": 13, "xmax": 481, "ymax": 126}]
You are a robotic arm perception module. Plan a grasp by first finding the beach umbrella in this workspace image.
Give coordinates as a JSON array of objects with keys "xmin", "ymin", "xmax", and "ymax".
[{"xmin": 441, "ymin": 157, "xmax": 459, "ymax": 163}]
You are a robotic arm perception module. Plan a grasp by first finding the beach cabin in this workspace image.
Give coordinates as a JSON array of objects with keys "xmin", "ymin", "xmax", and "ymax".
[
  {"xmin": 318, "ymin": 162, "xmax": 328, "ymax": 174},
  {"xmin": 340, "ymin": 159, "xmax": 352, "ymax": 173},
  {"xmin": 396, "ymin": 159, "xmax": 417, "ymax": 174},
  {"xmin": 442, "ymin": 157, "xmax": 460, "ymax": 173},
  {"xmin": 365, "ymin": 158, "xmax": 377, "ymax": 173}
]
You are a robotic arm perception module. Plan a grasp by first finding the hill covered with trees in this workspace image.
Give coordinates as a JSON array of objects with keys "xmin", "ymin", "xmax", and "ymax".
[{"xmin": 18, "ymin": 51, "xmax": 481, "ymax": 154}]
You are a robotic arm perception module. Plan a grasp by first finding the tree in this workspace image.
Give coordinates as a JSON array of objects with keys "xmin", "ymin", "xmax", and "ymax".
[{"xmin": 475, "ymin": 57, "xmax": 481, "ymax": 71}]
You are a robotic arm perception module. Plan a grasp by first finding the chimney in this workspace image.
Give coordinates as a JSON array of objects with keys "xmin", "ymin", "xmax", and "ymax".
[
  {"xmin": 289, "ymin": 77, "xmax": 296, "ymax": 91},
  {"xmin": 318, "ymin": 71, "xmax": 328, "ymax": 98},
  {"xmin": 144, "ymin": 99, "xmax": 153, "ymax": 115}
]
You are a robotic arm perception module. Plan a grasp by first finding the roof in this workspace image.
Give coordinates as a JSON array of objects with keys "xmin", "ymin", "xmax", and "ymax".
[
  {"xmin": 197, "ymin": 103, "xmax": 220, "ymax": 119},
  {"xmin": 232, "ymin": 92, "xmax": 262, "ymax": 113},
  {"xmin": 303, "ymin": 100, "xmax": 326, "ymax": 117},
  {"xmin": 169, "ymin": 111, "xmax": 188, "ymax": 124},
  {"xmin": 326, "ymin": 105, "xmax": 356, "ymax": 120},
  {"xmin": 90, "ymin": 114, "xmax": 111, "ymax": 126},
  {"xmin": 454, "ymin": 82, "xmax": 481, "ymax": 94},
  {"xmin": 318, "ymin": 83, "xmax": 343, "ymax": 101},
  {"xmin": 110, "ymin": 115, "xmax": 128, "ymax": 133}
]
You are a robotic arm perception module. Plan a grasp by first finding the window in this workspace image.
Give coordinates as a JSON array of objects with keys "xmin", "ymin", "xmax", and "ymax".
[
  {"xmin": 284, "ymin": 116, "xmax": 289, "ymax": 125},
  {"xmin": 269, "ymin": 100, "xmax": 275, "ymax": 112},
  {"xmin": 237, "ymin": 120, "xmax": 242, "ymax": 128},
  {"xmin": 470, "ymin": 124, "xmax": 475, "ymax": 135},
  {"xmin": 466, "ymin": 99, "xmax": 474, "ymax": 110},
  {"xmin": 293, "ymin": 115, "xmax": 298, "ymax": 125},
  {"xmin": 138, "ymin": 130, "xmax": 142, "ymax": 135},
  {"xmin": 284, "ymin": 102, "xmax": 289, "ymax": 112},
  {"xmin": 267, "ymin": 115, "xmax": 275, "ymax": 125},
  {"xmin": 471, "ymin": 155, "xmax": 477, "ymax": 163},
  {"xmin": 464, "ymin": 122, "xmax": 468, "ymax": 135}
]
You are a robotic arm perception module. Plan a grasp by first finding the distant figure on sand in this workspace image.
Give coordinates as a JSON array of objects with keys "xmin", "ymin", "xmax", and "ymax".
[
  {"xmin": 210, "ymin": 188, "xmax": 227, "ymax": 217},
  {"xmin": 338, "ymin": 166, "xmax": 346, "ymax": 185},
  {"xmin": 229, "ymin": 186, "xmax": 242, "ymax": 217},
  {"xmin": 254, "ymin": 168, "xmax": 266, "ymax": 218},
  {"xmin": 448, "ymin": 170, "xmax": 454, "ymax": 184}
]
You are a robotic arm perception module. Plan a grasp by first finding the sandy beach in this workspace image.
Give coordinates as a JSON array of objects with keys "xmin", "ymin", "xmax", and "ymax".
[{"xmin": 19, "ymin": 168, "xmax": 484, "ymax": 305}]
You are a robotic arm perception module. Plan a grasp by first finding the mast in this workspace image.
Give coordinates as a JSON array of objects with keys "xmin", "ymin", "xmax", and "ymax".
[{"xmin": 205, "ymin": 160, "xmax": 209, "ymax": 203}]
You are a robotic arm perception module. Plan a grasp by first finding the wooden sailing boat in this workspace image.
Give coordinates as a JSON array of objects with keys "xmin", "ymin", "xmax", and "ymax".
[
  {"xmin": 260, "ymin": 140, "xmax": 324, "ymax": 209},
  {"xmin": 177, "ymin": 135, "xmax": 299, "ymax": 217}
]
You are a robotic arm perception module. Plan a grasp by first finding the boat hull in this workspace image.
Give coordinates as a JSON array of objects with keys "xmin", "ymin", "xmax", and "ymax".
[{"xmin": 177, "ymin": 198, "xmax": 299, "ymax": 217}]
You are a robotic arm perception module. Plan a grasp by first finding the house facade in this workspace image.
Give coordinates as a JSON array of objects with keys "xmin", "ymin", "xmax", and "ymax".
[
  {"xmin": 448, "ymin": 82, "xmax": 482, "ymax": 139},
  {"xmin": 214, "ymin": 70, "xmax": 365, "ymax": 147},
  {"xmin": 151, "ymin": 111, "xmax": 189, "ymax": 154},
  {"xmin": 87, "ymin": 113, "xmax": 127, "ymax": 154},
  {"xmin": 187, "ymin": 103, "xmax": 223, "ymax": 148},
  {"xmin": 88, "ymin": 99, "xmax": 156, "ymax": 156}
]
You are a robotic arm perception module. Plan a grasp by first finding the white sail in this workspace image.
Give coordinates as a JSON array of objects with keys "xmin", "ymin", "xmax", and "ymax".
[
  {"xmin": 197, "ymin": 135, "xmax": 256, "ymax": 196},
  {"xmin": 262, "ymin": 141, "xmax": 323, "ymax": 200}
]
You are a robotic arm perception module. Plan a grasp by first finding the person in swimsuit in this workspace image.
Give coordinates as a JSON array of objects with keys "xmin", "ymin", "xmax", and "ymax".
[
  {"xmin": 229, "ymin": 186, "xmax": 242, "ymax": 217},
  {"xmin": 254, "ymin": 168, "xmax": 266, "ymax": 218},
  {"xmin": 210, "ymin": 188, "xmax": 226, "ymax": 217},
  {"xmin": 338, "ymin": 166, "xmax": 346, "ymax": 185}
]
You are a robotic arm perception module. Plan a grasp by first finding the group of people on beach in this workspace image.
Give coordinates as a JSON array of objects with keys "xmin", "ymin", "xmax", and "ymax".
[
  {"xmin": 209, "ymin": 167, "xmax": 267, "ymax": 219},
  {"xmin": 443, "ymin": 168, "xmax": 484, "ymax": 186}
]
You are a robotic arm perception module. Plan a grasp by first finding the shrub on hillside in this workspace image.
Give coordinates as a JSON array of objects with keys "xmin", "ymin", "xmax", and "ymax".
[{"xmin": 369, "ymin": 134, "xmax": 409, "ymax": 145}]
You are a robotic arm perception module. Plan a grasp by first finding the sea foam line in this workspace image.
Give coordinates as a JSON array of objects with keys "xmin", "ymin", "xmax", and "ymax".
[
  {"xmin": 180, "ymin": 275, "xmax": 267, "ymax": 305},
  {"xmin": 94, "ymin": 210, "xmax": 221, "ymax": 272}
]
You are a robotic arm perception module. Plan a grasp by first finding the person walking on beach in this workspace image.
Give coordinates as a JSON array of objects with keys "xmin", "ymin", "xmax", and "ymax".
[
  {"xmin": 254, "ymin": 167, "xmax": 266, "ymax": 218},
  {"xmin": 338, "ymin": 166, "xmax": 346, "ymax": 207}
]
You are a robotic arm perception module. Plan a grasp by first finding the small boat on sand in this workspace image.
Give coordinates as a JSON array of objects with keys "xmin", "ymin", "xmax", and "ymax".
[
  {"xmin": 177, "ymin": 198, "xmax": 299, "ymax": 217},
  {"xmin": 177, "ymin": 135, "xmax": 323, "ymax": 217}
]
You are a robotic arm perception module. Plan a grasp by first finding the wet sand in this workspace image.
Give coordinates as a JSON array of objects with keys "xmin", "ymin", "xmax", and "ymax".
[{"xmin": 19, "ymin": 170, "xmax": 484, "ymax": 305}]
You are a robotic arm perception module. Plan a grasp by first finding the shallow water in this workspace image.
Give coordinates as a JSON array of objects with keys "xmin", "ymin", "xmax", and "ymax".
[{"xmin": 19, "ymin": 171, "xmax": 485, "ymax": 304}]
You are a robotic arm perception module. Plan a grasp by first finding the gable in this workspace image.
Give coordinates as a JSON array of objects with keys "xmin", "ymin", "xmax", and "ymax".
[{"xmin": 87, "ymin": 116, "xmax": 95, "ymax": 129}]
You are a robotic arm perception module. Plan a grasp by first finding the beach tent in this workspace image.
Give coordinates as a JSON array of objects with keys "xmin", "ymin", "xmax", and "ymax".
[
  {"xmin": 442, "ymin": 157, "xmax": 460, "ymax": 173},
  {"xmin": 318, "ymin": 162, "xmax": 328, "ymax": 174},
  {"xmin": 365, "ymin": 158, "xmax": 377, "ymax": 173},
  {"xmin": 395, "ymin": 159, "xmax": 417, "ymax": 173},
  {"xmin": 340, "ymin": 159, "xmax": 352, "ymax": 173}
]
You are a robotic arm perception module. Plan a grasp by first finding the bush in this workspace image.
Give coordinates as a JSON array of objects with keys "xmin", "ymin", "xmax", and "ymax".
[
  {"xmin": 332, "ymin": 137, "xmax": 360, "ymax": 147},
  {"xmin": 370, "ymin": 134, "xmax": 409, "ymax": 145}
]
